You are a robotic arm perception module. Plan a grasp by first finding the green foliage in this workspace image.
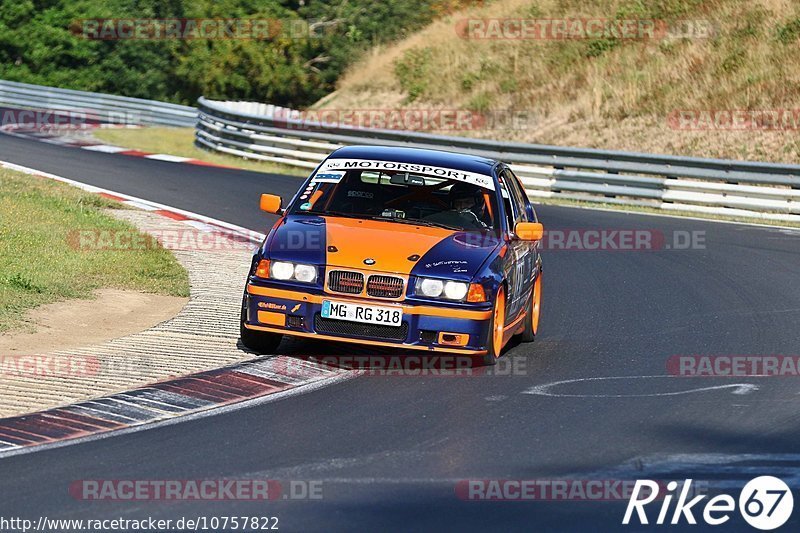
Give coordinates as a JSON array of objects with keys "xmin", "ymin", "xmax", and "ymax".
[
  {"xmin": 394, "ymin": 47, "xmax": 433, "ymax": 102},
  {"xmin": 498, "ymin": 77, "xmax": 517, "ymax": 93},
  {"xmin": 730, "ymin": 6, "xmax": 767, "ymax": 40},
  {"xmin": 615, "ymin": 0, "xmax": 707, "ymax": 19},
  {"xmin": 720, "ymin": 49, "xmax": 745, "ymax": 73},
  {"xmin": 776, "ymin": 18, "xmax": 800, "ymax": 44},
  {"xmin": 0, "ymin": 0, "xmax": 461, "ymax": 107},
  {"xmin": 461, "ymin": 71, "xmax": 481, "ymax": 91},
  {"xmin": 585, "ymin": 37, "xmax": 619, "ymax": 57},
  {"xmin": 467, "ymin": 91, "xmax": 491, "ymax": 112},
  {"xmin": 523, "ymin": 4, "xmax": 542, "ymax": 17},
  {"xmin": 5, "ymin": 273, "xmax": 43, "ymax": 293}
]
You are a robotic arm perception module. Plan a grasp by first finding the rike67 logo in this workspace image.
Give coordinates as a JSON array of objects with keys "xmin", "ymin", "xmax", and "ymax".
[{"xmin": 624, "ymin": 477, "xmax": 794, "ymax": 530}]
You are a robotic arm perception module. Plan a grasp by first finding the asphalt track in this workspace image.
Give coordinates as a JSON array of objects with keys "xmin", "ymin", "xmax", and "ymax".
[{"xmin": 1, "ymin": 131, "xmax": 800, "ymax": 531}]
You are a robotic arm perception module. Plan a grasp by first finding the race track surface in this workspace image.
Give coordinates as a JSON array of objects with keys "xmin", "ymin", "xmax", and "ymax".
[{"xmin": 1, "ymin": 132, "xmax": 799, "ymax": 531}]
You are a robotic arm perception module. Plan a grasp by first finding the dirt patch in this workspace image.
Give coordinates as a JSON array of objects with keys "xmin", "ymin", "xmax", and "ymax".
[{"xmin": 0, "ymin": 289, "xmax": 187, "ymax": 355}]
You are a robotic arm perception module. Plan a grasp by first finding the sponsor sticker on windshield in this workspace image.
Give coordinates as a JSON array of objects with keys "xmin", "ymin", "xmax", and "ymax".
[
  {"xmin": 318, "ymin": 159, "xmax": 495, "ymax": 190},
  {"xmin": 312, "ymin": 171, "xmax": 345, "ymax": 183}
]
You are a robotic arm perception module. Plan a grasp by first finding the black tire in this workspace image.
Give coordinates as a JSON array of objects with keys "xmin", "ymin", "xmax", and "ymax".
[
  {"xmin": 520, "ymin": 286, "xmax": 536, "ymax": 343},
  {"xmin": 480, "ymin": 286, "xmax": 506, "ymax": 366},
  {"xmin": 479, "ymin": 333, "xmax": 498, "ymax": 365},
  {"xmin": 240, "ymin": 295, "xmax": 282, "ymax": 355},
  {"xmin": 519, "ymin": 274, "xmax": 541, "ymax": 343}
]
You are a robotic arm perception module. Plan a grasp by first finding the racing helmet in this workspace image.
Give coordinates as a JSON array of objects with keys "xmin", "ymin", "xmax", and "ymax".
[{"xmin": 448, "ymin": 182, "xmax": 484, "ymax": 211}]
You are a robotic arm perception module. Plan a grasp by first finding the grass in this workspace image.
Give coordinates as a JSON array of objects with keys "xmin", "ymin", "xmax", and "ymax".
[
  {"xmin": 0, "ymin": 168, "xmax": 190, "ymax": 333},
  {"xmin": 318, "ymin": 0, "xmax": 800, "ymax": 164},
  {"xmin": 93, "ymin": 127, "xmax": 309, "ymax": 177}
]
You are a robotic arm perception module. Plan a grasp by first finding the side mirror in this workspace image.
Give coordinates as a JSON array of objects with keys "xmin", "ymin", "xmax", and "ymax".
[
  {"xmin": 260, "ymin": 194, "xmax": 283, "ymax": 214},
  {"xmin": 515, "ymin": 222, "xmax": 544, "ymax": 241}
]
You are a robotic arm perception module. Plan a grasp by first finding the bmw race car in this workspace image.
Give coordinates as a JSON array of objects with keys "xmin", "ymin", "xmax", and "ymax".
[{"xmin": 240, "ymin": 145, "xmax": 543, "ymax": 365}]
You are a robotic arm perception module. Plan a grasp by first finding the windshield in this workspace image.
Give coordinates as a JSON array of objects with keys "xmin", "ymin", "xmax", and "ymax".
[{"xmin": 289, "ymin": 169, "xmax": 499, "ymax": 233}]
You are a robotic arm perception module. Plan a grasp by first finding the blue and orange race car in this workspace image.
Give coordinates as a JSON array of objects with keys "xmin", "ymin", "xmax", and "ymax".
[{"xmin": 241, "ymin": 145, "xmax": 543, "ymax": 365}]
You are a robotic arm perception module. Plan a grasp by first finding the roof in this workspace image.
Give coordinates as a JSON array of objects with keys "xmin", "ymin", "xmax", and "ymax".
[{"xmin": 327, "ymin": 145, "xmax": 500, "ymax": 176}]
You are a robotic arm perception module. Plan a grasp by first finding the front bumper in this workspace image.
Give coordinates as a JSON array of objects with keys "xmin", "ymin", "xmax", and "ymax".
[{"xmin": 243, "ymin": 282, "xmax": 492, "ymax": 354}]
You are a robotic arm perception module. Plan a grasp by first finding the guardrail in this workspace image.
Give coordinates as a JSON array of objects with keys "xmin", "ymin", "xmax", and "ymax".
[
  {"xmin": 196, "ymin": 97, "xmax": 800, "ymax": 223},
  {"xmin": 0, "ymin": 80, "xmax": 197, "ymax": 127}
]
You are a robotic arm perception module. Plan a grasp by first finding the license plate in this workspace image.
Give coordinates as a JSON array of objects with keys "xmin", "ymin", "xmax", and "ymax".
[{"xmin": 321, "ymin": 300, "xmax": 403, "ymax": 327}]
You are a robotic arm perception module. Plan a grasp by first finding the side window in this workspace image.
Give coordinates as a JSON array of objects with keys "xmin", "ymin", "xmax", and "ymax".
[
  {"xmin": 502, "ymin": 169, "xmax": 529, "ymax": 227},
  {"xmin": 507, "ymin": 168, "xmax": 538, "ymax": 222},
  {"xmin": 498, "ymin": 175, "xmax": 518, "ymax": 234}
]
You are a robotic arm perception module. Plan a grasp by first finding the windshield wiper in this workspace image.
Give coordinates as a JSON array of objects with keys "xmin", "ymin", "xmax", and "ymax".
[
  {"xmin": 305, "ymin": 210, "xmax": 369, "ymax": 220},
  {"xmin": 366, "ymin": 215, "xmax": 461, "ymax": 231},
  {"xmin": 304, "ymin": 211, "xmax": 465, "ymax": 231}
]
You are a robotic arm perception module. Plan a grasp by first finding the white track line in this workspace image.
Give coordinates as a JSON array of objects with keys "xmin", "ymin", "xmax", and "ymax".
[
  {"xmin": 0, "ymin": 159, "xmax": 358, "ymax": 458},
  {"xmin": 0, "ymin": 160, "xmax": 265, "ymax": 243},
  {"xmin": 81, "ymin": 144, "xmax": 128, "ymax": 153},
  {"xmin": 145, "ymin": 154, "xmax": 192, "ymax": 162},
  {"xmin": 0, "ymin": 372, "xmax": 355, "ymax": 460}
]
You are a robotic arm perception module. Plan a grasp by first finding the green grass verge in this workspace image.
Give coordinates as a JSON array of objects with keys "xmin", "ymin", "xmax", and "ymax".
[
  {"xmin": 534, "ymin": 197, "xmax": 800, "ymax": 229},
  {"xmin": 93, "ymin": 127, "xmax": 309, "ymax": 177},
  {"xmin": 0, "ymin": 168, "xmax": 190, "ymax": 333}
]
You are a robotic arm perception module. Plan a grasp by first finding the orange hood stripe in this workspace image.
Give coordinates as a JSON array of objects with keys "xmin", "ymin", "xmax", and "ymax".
[{"xmin": 322, "ymin": 217, "xmax": 454, "ymax": 274}]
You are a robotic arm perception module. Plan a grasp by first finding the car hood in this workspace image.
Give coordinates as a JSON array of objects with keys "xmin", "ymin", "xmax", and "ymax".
[{"xmin": 266, "ymin": 215, "xmax": 501, "ymax": 280}]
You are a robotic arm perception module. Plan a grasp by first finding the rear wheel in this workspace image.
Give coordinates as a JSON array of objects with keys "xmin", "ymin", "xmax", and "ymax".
[
  {"xmin": 481, "ymin": 286, "xmax": 506, "ymax": 366},
  {"xmin": 520, "ymin": 273, "xmax": 542, "ymax": 342},
  {"xmin": 239, "ymin": 294, "xmax": 282, "ymax": 355}
]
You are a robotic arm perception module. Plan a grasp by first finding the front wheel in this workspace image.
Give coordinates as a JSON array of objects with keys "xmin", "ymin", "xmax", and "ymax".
[
  {"xmin": 520, "ymin": 273, "xmax": 542, "ymax": 343},
  {"xmin": 240, "ymin": 295, "xmax": 282, "ymax": 355},
  {"xmin": 481, "ymin": 286, "xmax": 506, "ymax": 366}
]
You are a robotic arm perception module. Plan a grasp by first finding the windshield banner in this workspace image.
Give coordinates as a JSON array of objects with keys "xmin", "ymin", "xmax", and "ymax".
[{"xmin": 317, "ymin": 158, "xmax": 496, "ymax": 190}]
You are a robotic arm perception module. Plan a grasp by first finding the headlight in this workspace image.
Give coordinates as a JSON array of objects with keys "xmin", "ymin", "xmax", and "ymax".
[
  {"xmin": 416, "ymin": 277, "xmax": 469, "ymax": 301},
  {"xmin": 294, "ymin": 264, "xmax": 317, "ymax": 283},
  {"xmin": 444, "ymin": 280, "xmax": 468, "ymax": 300},
  {"xmin": 269, "ymin": 261, "xmax": 317, "ymax": 283},
  {"xmin": 418, "ymin": 278, "xmax": 444, "ymax": 298},
  {"xmin": 271, "ymin": 261, "xmax": 295, "ymax": 280}
]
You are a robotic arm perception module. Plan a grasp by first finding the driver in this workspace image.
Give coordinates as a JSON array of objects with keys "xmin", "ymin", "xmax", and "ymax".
[
  {"xmin": 425, "ymin": 182, "xmax": 489, "ymax": 229},
  {"xmin": 449, "ymin": 182, "xmax": 489, "ymax": 226}
]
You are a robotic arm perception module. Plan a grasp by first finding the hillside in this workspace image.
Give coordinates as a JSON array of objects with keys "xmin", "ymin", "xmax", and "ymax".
[
  {"xmin": 312, "ymin": 0, "xmax": 800, "ymax": 163},
  {"xmin": 0, "ymin": 0, "xmax": 476, "ymax": 108}
]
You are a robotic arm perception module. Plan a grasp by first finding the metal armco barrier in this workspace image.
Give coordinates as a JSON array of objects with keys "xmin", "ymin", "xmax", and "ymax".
[
  {"xmin": 197, "ymin": 97, "xmax": 800, "ymax": 223},
  {"xmin": 0, "ymin": 80, "xmax": 197, "ymax": 127}
]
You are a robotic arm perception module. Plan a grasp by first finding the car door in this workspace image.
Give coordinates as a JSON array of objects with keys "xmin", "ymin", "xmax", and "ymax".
[
  {"xmin": 499, "ymin": 168, "xmax": 536, "ymax": 322},
  {"xmin": 506, "ymin": 167, "xmax": 541, "ymax": 308}
]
